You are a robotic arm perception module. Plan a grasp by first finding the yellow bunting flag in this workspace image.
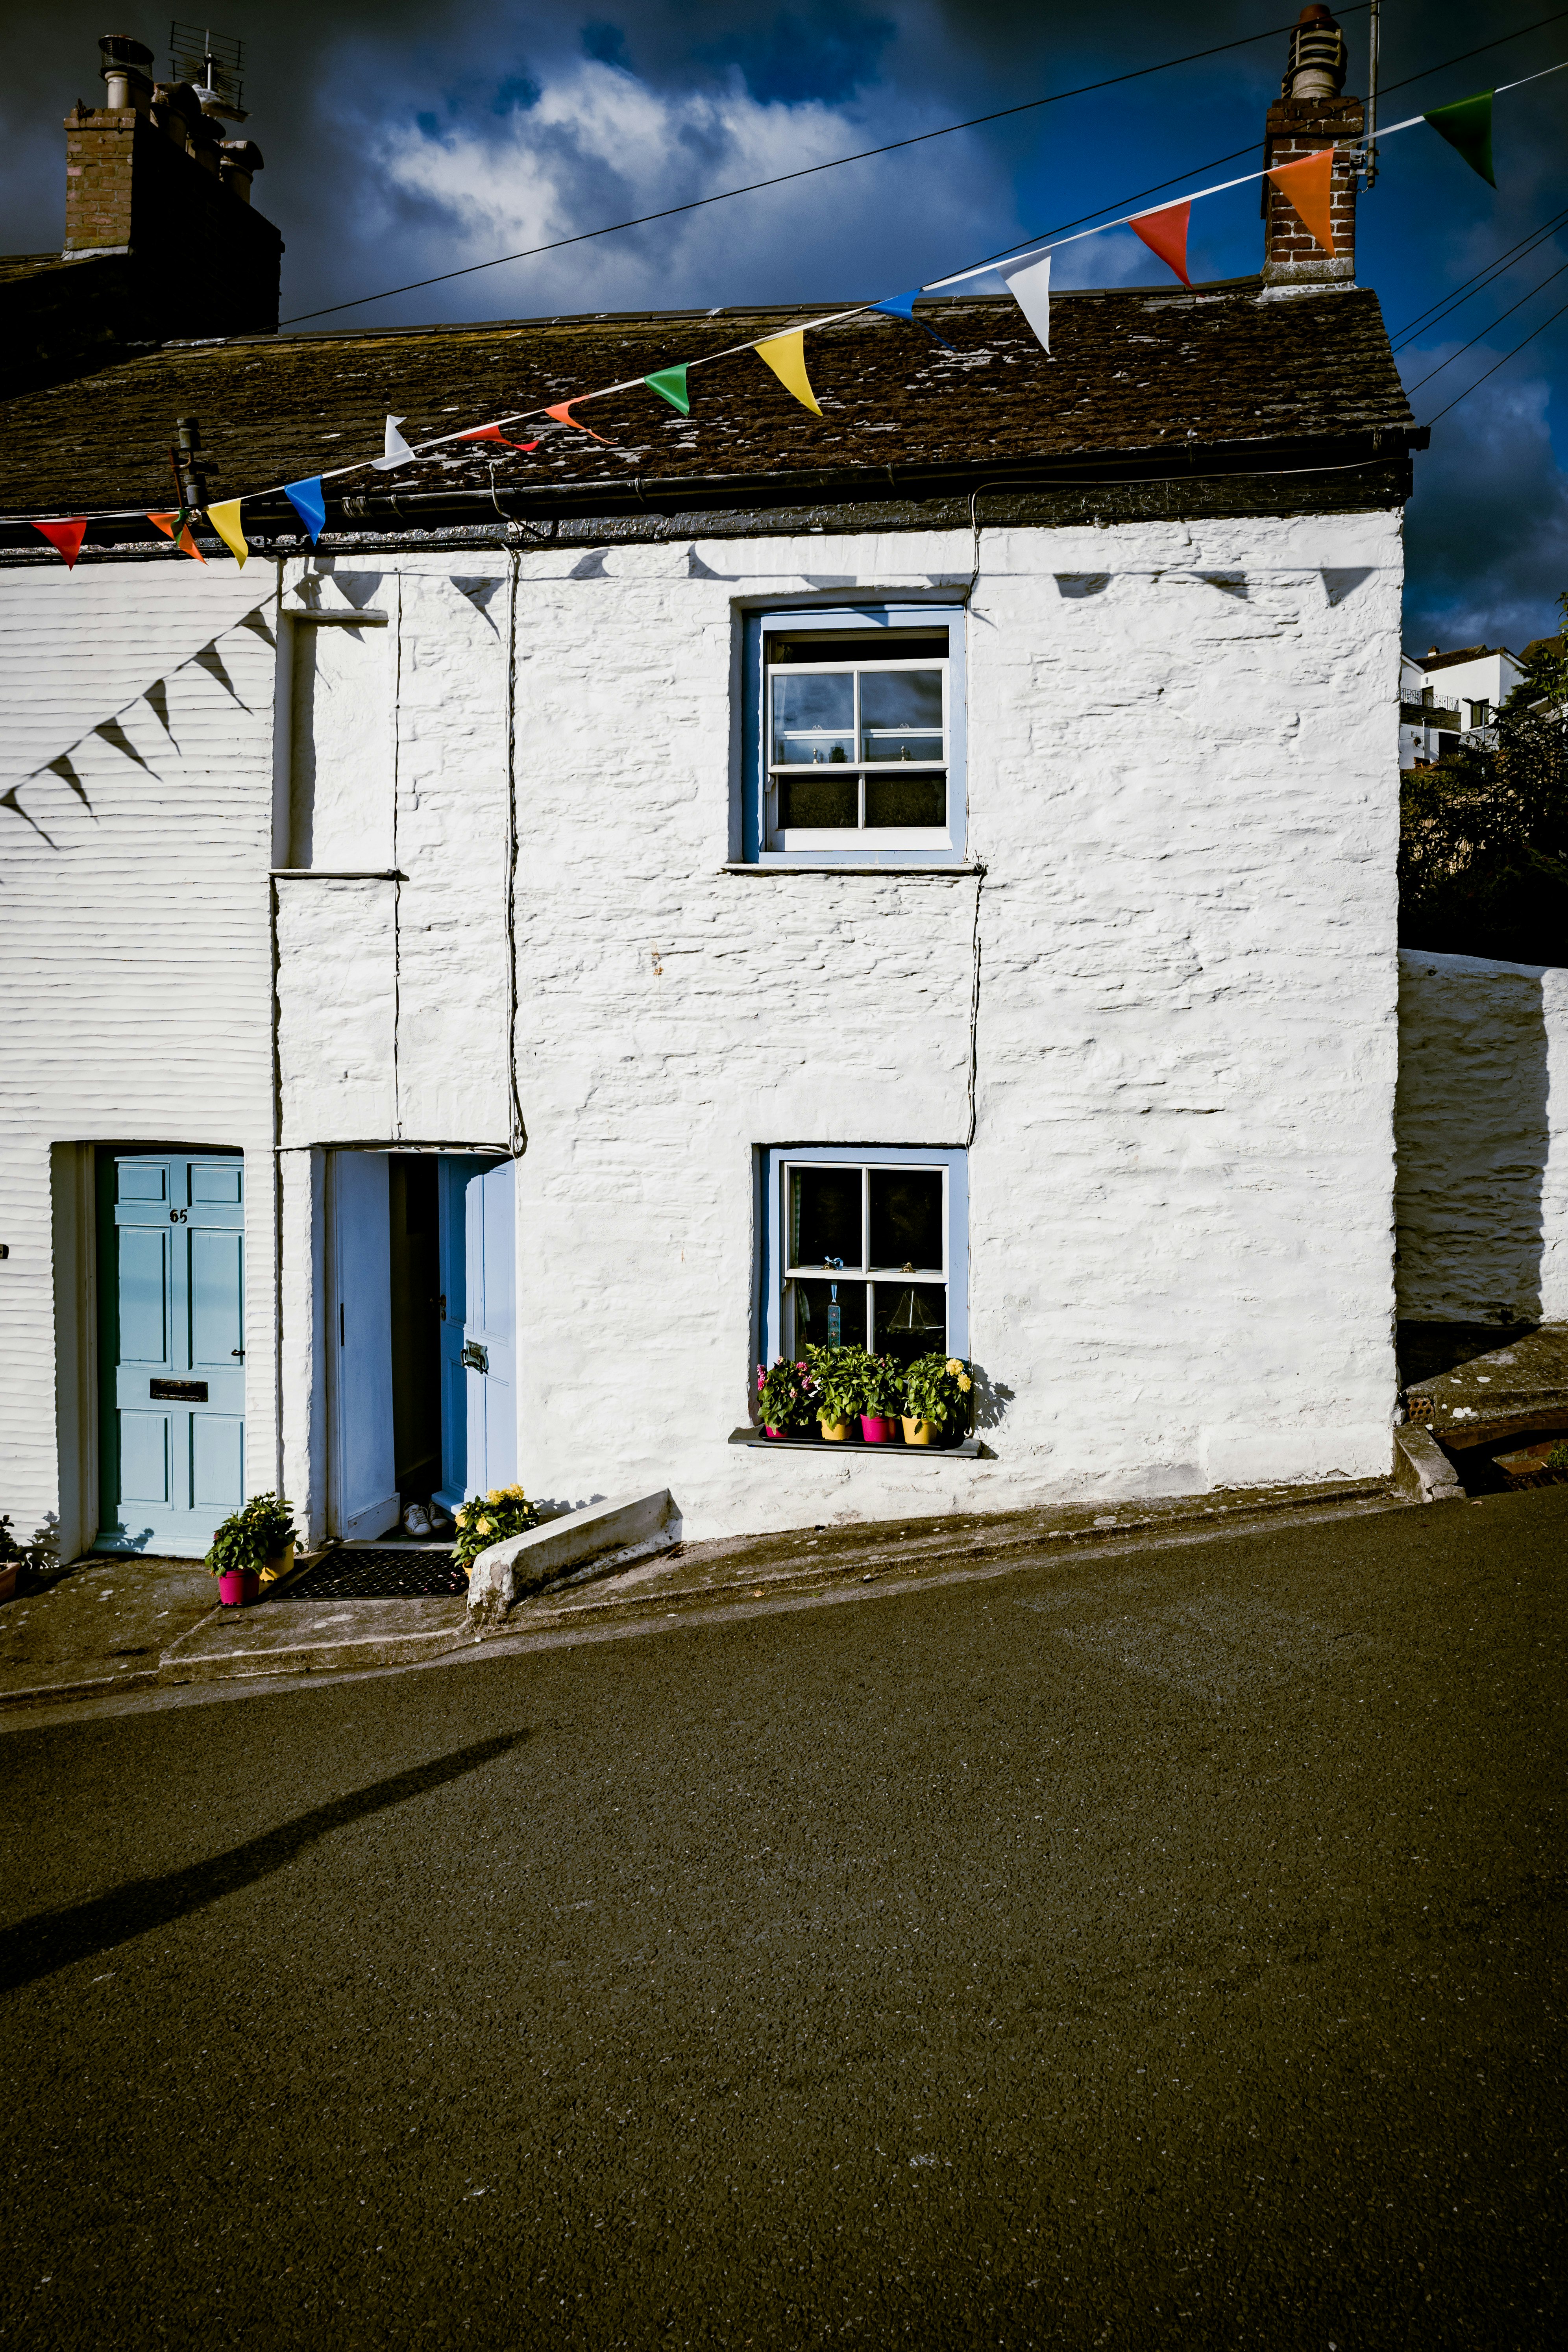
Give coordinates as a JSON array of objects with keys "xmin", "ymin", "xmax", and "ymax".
[
  {"xmin": 754, "ymin": 330, "xmax": 822, "ymax": 417},
  {"xmin": 205, "ymin": 499, "xmax": 249, "ymax": 566}
]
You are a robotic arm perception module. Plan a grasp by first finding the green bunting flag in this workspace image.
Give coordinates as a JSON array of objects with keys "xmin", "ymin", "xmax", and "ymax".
[
  {"xmin": 644, "ymin": 365, "xmax": 690, "ymax": 416},
  {"xmin": 1424, "ymin": 91, "xmax": 1496, "ymax": 187}
]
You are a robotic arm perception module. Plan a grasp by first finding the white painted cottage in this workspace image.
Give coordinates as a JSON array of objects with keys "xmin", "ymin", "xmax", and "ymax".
[{"xmin": 1, "ymin": 24, "xmax": 1431, "ymax": 1559}]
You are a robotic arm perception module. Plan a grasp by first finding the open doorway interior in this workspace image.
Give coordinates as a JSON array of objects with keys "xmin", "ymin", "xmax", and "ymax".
[{"xmin": 388, "ymin": 1155, "xmax": 442, "ymax": 1504}]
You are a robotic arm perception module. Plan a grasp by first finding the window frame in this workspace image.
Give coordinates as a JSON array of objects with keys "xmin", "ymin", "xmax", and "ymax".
[
  {"xmin": 741, "ymin": 606, "xmax": 968, "ymax": 867},
  {"xmin": 758, "ymin": 1144, "xmax": 970, "ymax": 1370}
]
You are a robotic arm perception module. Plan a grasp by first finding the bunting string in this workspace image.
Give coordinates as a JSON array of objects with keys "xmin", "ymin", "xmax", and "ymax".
[{"xmin": 14, "ymin": 52, "xmax": 1568, "ymax": 561}]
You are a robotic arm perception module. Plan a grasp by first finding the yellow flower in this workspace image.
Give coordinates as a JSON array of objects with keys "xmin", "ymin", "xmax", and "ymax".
[
  {"xmin": 486, "ymin": 1489, "xmax": 503, "ymax": 1504},
  {"xmin": 957, "ymin": 1373, "xmax": 972, "ymax": 1392},
  {"xmin": 945, "ymin": 1358, "xmax": 962, "ymax": 1376},
  {"xmin": 476, "ymin": 1517, "xmax": 493, "ymax": 1535},
  {"xmin": 454, "ymin": 1506, "xmax": 469, "ymax": 1524}
]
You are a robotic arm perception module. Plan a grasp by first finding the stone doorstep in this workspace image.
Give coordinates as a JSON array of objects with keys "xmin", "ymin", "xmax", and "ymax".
[{"xmin": 1405, "ymin": 1322, "xmax": 1568, "ymax": 1449}]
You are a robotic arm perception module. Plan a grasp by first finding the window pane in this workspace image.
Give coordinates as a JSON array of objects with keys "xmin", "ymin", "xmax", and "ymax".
[
  {"xmin": 772, "ymin": 673, "xmax": 854, "ymax": 765},
  {"xmin": 793, "ymin": 1278, "xmax": 867, "ymax": 1352},
  {"xmin": 859, "ymin": 670, "xmax": 943, "ymax": 729},
  {"xmin": 778, "ymin": 775, "xmax": 858, "ymax": 828},
  {"xmin": 770, "ymin": 632, "xmax": 948, "ymax": 664},
  {"xmin": 865, "ymin": 773, "xmax": 946, "ymax": 828},
  {"xmin": 862, "ymin": 734, "xmax": 945, "ymax": 764},
  {"xmin": 868, "ymin": 1168, "xmax": 943, "ymax": 1269},
  {"xmin": 873, "ymin": 1281, "xmax": 947, "ymax": 1367},
  {"xmin": 791, "ymin": 1166, "xmax": 863, "ymax": 1268}
]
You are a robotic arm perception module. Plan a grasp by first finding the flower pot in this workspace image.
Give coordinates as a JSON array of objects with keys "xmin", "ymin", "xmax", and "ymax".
[
  {"xmin": 819, "ymin": 1418, "xmax": 852, "ymax": 1442},
  {"xmin": 900, "ymin": 1416, "xmax": 941, "ymax": 1447},
  {"xmin": 860, "ymin": 1415, "xmax": 898, "ymax": 1444},
  {"xmin": 0, "ymin": 1562, "xmax": 17, "ymax": 1604},
  {"xmin": 258, "ymin": 1542, "xmax": 295, "ymax": 1591},
  {"xmin": 218, "ymin": 1568, "xmax": 260, "ymax": 1607}
]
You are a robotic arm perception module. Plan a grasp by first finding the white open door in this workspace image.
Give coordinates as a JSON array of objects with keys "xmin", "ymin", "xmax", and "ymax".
[{"xmin": 329, "ymin": 1150, "xmax": 399, "ymax": 1542}]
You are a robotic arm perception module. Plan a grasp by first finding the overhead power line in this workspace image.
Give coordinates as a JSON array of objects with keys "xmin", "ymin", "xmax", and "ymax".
[
  {"xmin": 278, "ymin": 8, "xmax": 1373, "ymax": 327},
  {"xmin": 1424, "ymin": 290, "xmax": 1568, "ymax": 422},
  {"xmin": 1402, "ymin": 253, "xmax": 1568, "ymax": 391},
  {"xmin": 1390, "ymin": 200, "xmax": 1568, "ymax": 346}
]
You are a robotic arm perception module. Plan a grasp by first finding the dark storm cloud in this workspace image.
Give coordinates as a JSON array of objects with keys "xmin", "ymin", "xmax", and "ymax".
[{"xmin": 1, "ymin": 1, "xmax": 1563, "ymax": 641}]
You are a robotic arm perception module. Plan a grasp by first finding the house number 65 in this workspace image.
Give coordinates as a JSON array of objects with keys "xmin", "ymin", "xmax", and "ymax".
[{"xmin": 169, "ymin": 1209, "xmax": 188, "ymax": 1224}]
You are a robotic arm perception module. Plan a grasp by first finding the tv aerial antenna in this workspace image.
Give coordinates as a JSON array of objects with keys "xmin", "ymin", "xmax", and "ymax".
[{"xmin": 168, "ymin": 21, "xmax": 247, "ymax": 120}]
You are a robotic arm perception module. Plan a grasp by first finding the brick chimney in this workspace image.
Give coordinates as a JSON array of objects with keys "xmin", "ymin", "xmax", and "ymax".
[
  {"xmin": 1262, "ymin": 6, "xmax": 1363, "ymax": 286},
  {"xmin": 60, "ymin": 32, "xmax": 283, "ymax": 336}
]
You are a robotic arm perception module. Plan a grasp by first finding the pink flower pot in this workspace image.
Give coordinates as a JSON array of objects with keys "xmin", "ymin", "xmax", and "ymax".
[
  {"xmin": 218, "ymin": 1568, "xmax": 260, "ymax": 1607},
  {"xmin": 764, "ymin": 1426, "xmax": 786, "ymax": 1440},
  {"xmin": 860, "ymin": 1415, "xmax": 899, "ymax": 1444}
]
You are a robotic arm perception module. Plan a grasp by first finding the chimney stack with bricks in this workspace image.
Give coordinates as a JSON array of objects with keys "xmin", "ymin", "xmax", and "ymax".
[{"xmin": 1262, "ymin": 6, "xmax": 1363, "ymax": 285}]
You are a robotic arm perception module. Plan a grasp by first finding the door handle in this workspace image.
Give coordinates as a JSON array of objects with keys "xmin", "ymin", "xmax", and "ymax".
[{"xmin": 461, "ymin": 1341, "xmax": 488, "ymax": 1374}]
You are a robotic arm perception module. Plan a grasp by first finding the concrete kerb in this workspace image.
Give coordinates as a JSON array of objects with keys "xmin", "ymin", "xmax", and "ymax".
[
  {"xmin": 466, "ymin": 1491, "xmax": 679, "ymax": 1630},
  {"xmin": 1393, "ymin": 1422, "xmax": 1465, "ymax": 1503}
]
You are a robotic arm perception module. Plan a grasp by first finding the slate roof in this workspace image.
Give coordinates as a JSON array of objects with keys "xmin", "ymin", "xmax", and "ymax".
[{"xmin": 0, "ymin": 279, "xmax": 1417, "ymax": 529}]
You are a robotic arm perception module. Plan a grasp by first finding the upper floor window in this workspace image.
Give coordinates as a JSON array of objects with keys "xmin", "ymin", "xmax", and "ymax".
[{"xmin": 743, "ymin": 607, "xmax": 967, "ymax": 865}]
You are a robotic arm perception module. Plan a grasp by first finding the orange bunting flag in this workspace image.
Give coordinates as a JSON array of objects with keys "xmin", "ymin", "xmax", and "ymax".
[
  {"xmin": 148, "ymin": 510, "xmax": 207, "ymax": 562},
  {"xmin": 1130, "ymin": 200, "xmax": 1191, "ymax": 287},
  {"xmin": 1267, "ymin": 146, "xmax": 1336, "ymax": 255},
  {"xmin": 753, "ymin": 330, "xmax": 823, "ymax": 416},
  {"xmin": 544, "ymin": 402, "xmax": 612, "ymax": 444},
  {"xmin": 33, "ymin": 518, "xmax": 88, "ymax": 568},
  {"xmin": 458, "ymin": 424, "xmax": 542, "ymax": 451}
]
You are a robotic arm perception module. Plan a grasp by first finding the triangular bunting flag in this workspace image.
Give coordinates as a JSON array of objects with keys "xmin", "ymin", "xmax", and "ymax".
[
  {"xmin": 148, "ymin": 511, "xmax": 207, "ymax": 562},
  {"xmin": 871, "ymin": 292, "xmax": 954, "ymax": 348},
  {"xmin": 372, "ymin": 414, "xmax": 416, "ymax": 471},
  {"xmin": 206, "ymin": 499, "xmax": 248, "ymax": 566},
  {"xmin": 999, "ymin": 251, "xmax": 1053, "ymax": 356},
  {"xmin": 754, "ymin": 331, "xmax": 823, "ymax": 416},
  {"xmin": 1130, "ymin": 200, "xmax": 1192, "ymax": 287},
  {"xmin": 1424, "ymin": 91, "xmax": 1496, "ymax": 187},
  {"xmin": 284, "ymin": 477, "xmax": 327, "ymax": 541},
  {"xmin": 544, "ymin": 401, "xmax": 613, "ymax": 444},
  {"xmin": 644, "ymin": 366, "xmax": 690, "ymax": 416},
  {"xmin": 456, "ymin": 424, "xmax": 542, "ymax": 451},
  {"xmin": 1267, "ymin": 146, "xmax": 1336, "ymax": 254},
  {"xmin": 32, "ymin": 519, "xmax": 87, "ymax": 568}
]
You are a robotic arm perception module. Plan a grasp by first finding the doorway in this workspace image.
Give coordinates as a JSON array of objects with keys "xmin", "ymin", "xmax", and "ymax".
[
  {"xmin": 327, "ymin": 1150, "xmax": 516, "ymax": 1540},
  {"xmin": 96, "ymin": 1148, "xmax": 246, "ymax": 1557}
]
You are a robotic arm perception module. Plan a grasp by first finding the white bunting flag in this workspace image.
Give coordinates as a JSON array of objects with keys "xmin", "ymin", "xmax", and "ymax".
[
  {"xmin": 372, "ymin": 414, "xmax": 415, "ymax": 471},
  {"xmin": 998, "ymin": 250, "xmax": 1053, "ymax": 357}
]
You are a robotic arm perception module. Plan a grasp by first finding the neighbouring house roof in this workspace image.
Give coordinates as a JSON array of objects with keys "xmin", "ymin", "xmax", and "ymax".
[
  {"xmin": 0, "ymin": 278, "xmax": 1422, "ymax": 552},
  {"xmin": 1416, "ymin": 644, "xmax": 1521, "ymax": 672}
]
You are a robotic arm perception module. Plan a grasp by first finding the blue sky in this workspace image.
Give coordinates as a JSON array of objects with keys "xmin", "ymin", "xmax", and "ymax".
[{"xmin": 3, "ymin": 0, "xmax": 1566, "ymax": 650}]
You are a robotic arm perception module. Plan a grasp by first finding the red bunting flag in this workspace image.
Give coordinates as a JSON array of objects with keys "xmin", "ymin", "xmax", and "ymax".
[
  {"xmin": 148, "ymin": 510, "xmax": 207, "ymax": 562},
  {"xmin": 457, "ymin": 424, "xmax": 542, "ymax": 451},
  {"xmin": 1267, "ymin": 146, "xmax": 1336, "ymax": 255},
  {"xmin": 33, "ymin": 518, "xmax": 88, "ymax": 568},
  {"xmin": 1130, "ymin": 200, "xmax": 1191, "ymax": 287},
  {"xmin": 544, "ymin": 401, "xmax": 612, "ymax": 445}
]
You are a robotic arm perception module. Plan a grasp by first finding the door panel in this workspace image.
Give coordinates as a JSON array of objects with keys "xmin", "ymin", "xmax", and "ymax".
[
  {"xmin": 435, "ymin": 1156, "xmax": 516, "ymax": 1510},
  {"xmin": 330, "ymin": 1151, "xmax": 399, "ymax": 1542},
  {"xmin": 98, "ymin": 1152, "xmax": 246, "ymax": 1555}
]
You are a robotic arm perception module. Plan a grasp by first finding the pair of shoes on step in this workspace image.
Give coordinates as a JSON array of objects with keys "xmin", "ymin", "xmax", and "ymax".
[{"xmin": 402, "ymin": 1503, "xmax": 432, "ymax": 1538}]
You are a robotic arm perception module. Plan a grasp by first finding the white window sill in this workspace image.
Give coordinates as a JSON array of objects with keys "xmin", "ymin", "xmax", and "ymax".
[{"xmin": 720, "ymin": 862, "xmax": 984, "ymax": 877}]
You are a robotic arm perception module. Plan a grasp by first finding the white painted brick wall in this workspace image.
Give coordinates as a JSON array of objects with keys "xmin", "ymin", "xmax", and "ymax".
[
  {"xmin": 0, "ymin": 563, "xmax": 280, "ymax": 1551},
  {"xmin": 1395, "ymin": 948, "xmax": 1568, "ymax": 1324}
]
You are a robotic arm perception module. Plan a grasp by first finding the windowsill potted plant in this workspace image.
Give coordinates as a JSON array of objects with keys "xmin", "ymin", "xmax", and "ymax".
[
  {"xmin": 757, "ymin": 1357, "xmax": 819, "ymax": 1440},
  {"xmin": 901, "ymin": 1354, "xmax": 973, "ymax": 1446},
  {"xmin": 809, "ymin": 1343, "xmax": 869, "ymax": 1441},
  {"xmin": 859, "ymin": 1354, "xmax": 904, "ymax": 1444},
  {"xmin": 206, "ymin": 1492, "xmax": 297, "ymax": 1605},
  {"xmin": 452, "ymin": 1485, "xmax": 538, "ymax": 1578}
]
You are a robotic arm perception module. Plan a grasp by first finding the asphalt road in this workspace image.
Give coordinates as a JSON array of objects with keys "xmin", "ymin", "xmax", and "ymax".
[{"xmin": 2, "ymin": 1487, "xmax": 1564, "ymax": 2349}]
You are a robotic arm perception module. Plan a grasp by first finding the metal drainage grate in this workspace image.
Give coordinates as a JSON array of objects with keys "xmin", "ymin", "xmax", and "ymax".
[{"xmin": 278, "ymin": 1548, "xmax": 468, "ymax": 1601}]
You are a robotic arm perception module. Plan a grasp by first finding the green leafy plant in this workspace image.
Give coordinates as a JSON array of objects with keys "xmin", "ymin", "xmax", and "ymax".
[
  {"xmin": 1546, "ymin": 1441, "xmax": 1568, "ymax": 1474},
  {"xmin": 756, "ymin": 1357, "xmax": 819, "ymax": 1431},
  {"xmin": 807, "ymin": 1343, "xmax": 872, "ymax": 1426},
  {"xmin": 453, "ymin": 1484, "xmax": 538, "ymax": 1574},
  {"xmin": 902, "ymin": 1353, "xmax": 974, "ymax": 1431},
  {"xmin": 859, "ymin": 1354, "xmax": 906, "ymax": 1417},
  {"xmin": 205, "ymin": 1492, "xmax": 297, "ymax": 1576}
]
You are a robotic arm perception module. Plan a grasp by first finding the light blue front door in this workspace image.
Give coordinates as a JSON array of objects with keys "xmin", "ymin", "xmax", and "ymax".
[
  {"xmin": 435, "ymin": 1156, "xmax": 516, "ymax": 1511},
  {"xmin": 97, "ymin": 1152, "xmax": 246, "ymax": 1556}
]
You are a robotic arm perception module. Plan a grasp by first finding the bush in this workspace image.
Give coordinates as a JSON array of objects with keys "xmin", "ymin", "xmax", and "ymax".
[
  {"xmin": 206, "ymin": 1492, "xmax": 296, "ymax": 1576},
  {"xmin": 807, "ymin": 1343, "xmax": 873, "ymax": 1425},
  {"xmin": 453, "ymin": 1485, "xmax": 538, "ymax": 1573}
]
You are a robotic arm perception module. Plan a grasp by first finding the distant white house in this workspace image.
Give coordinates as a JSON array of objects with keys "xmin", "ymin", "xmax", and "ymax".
[{"xmin": 1399, "ymin": 643, "xmax": 1526, "ymax": 769}]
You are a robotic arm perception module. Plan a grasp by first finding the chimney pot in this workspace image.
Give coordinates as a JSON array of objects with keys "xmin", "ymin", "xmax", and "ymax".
[
  {"xmin": 98, "ymin": 31, "xmax": 153, "ymax": 112},
  {"xmin": 1282, "ymin": 4, "xmax": 1348, "ymax": 100}
]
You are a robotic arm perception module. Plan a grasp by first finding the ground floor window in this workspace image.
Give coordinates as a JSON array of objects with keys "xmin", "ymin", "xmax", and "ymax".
[{"xmin": 760, "ymin": 1145, "xmax": 969, "ymax": 1369}]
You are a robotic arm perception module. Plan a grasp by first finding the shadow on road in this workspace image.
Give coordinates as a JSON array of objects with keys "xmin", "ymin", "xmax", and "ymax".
[{"xmin": 0, "ymin": 1730, "xmax": 527, "ymax": 1995}]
